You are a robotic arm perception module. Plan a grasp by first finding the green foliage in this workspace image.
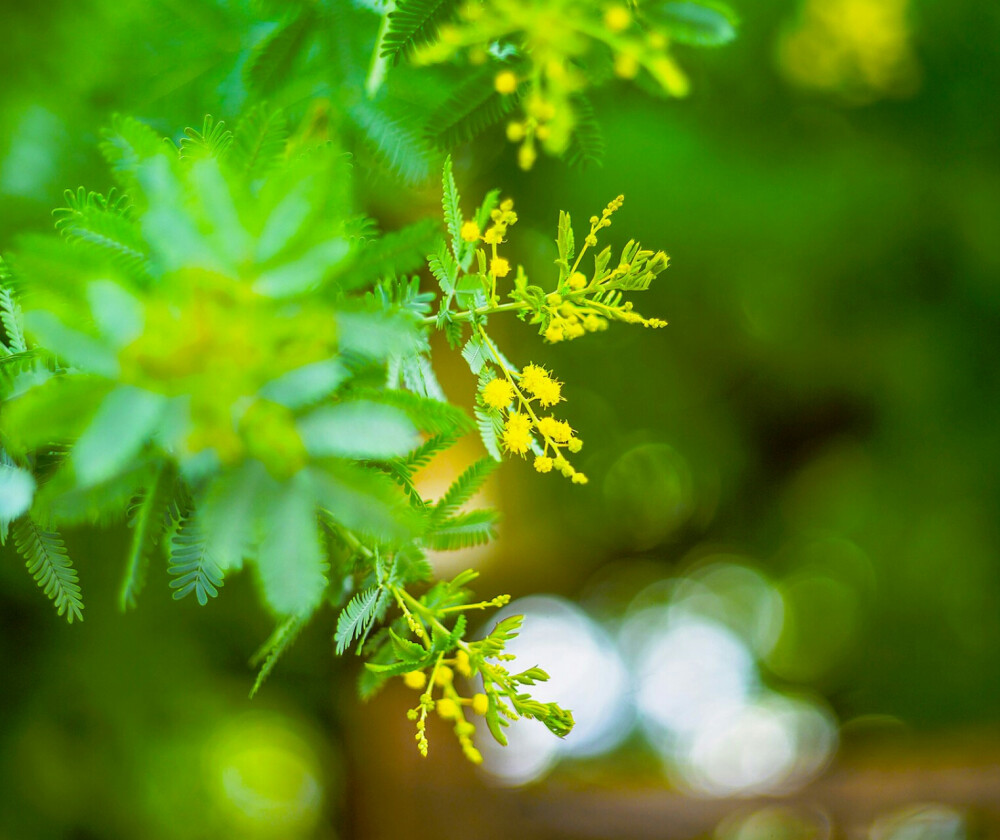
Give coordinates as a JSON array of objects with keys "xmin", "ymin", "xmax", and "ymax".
[
  {"xmin": 427, "ymin": 67, "xmax": 523, "ymax": 151},
  {"xmin": 652, "ymin": 1, "xmax": 740, "ymax": 46},
  {"xmin": 245, "ymin": 8, "xmax": 318, "ymax": 94},
  {"xmin": 120, "ymin": 463, "xmax": 174, "ymax": 610},
  {"xmin": 335, "ymin": 585, "xmax": 388, "ymax": 655},
  {"xmin": 168, "ymin": 515, "xmax": 224, "ymax": 606},
  {"xmin": 432, "ymin": 458, "xmax": 497, "ymax": 521},
  {"xmin": 52, "ymin": 188, "xmax": 149, "ymax": 279},
  {"xmin": 0, "ymin": 6, "xmax": 687, "ymax": 755},
  {"xmin": 250, "ymin": 613, "xmax": 308, "ymax": 698},
  {"xmin": 382, "ymin": 0, "xmax": 458, "ymax": 64},
  {"xmin": 13, "ymin": 517, "xmax": 84, "ymax": 623},
  {"xmin": 426, "ymin": 508, "xmax": 498, "ymax": 550},
  {"xmin": 230, "ymin": 104, "xmax": 289, "ymax": 182}
]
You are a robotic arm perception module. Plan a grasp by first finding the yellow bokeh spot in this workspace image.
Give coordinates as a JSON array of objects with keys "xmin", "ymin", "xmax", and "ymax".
[
  {"xmin": 604, "ymin": 5, "xmax": 631, "ymax": 32},
  {"xmin": 494, "ymin": 70, "xmax": 518, "ymax": 94}
]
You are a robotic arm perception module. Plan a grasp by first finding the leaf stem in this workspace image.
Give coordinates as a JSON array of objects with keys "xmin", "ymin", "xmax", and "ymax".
[
  {"xmin": 365, "ymin": 5, "xmax": 393, "ymax": 98},
  {"xmin": 424, "ymin": 300, "xmax": 527, "ymax": 326}
]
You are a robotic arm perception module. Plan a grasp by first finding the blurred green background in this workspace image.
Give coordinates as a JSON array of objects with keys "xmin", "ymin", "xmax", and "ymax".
[{"xmin": 2, "ymin": 0, "xmax": 999, "ymax": 837}]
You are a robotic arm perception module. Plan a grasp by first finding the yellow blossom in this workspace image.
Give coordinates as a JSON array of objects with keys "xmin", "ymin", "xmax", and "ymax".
[
  {"xmin": 567, "ymin": 437, "xmax": 583, "ymax": 453},
  {"xmin": 537, "ymin": 416, "xmax": 573, "ymax": 443},
  {"xmin": 491, "ymin": 257, "xmax": 511, "ymax": 278},
  {"xmin": 520, "ymin": 364, "xmax": 562, "ymax": 407},
  {"xmin": 502, "ymin": 413, "xmax": 533, "ymax": 455},
  {"xmin": 436, "ymin": 698, "xmax": 459, "ymax": 719},
  {"xmin": 572, "ymin": 473, "xmax": 589, "ymax": 484},
  {"xmin": 455, "ymin": 650, "xmax": 472, "ymax": 677},
  {"xmin": 534, "ymin": 455, "xmax": 554, "ymax": 473},
  {"xmin": 518, "ymin": 143, "xmax": 537, "ymax": 170},
  {"xmin": 568, "ymin": 272, "xmax": 587, "ymax": 290},
  {"xmin": 403, "ymin": 670, "xmax": 427, "ymax": 690},
  {"xmin": 472, "ymin": 694, "xmax": 490, "ymax": 716},
  {"xmin": 482, "ymin": 377, "xmax": 514, "ymax": 410},
  {"xmin": 506, "ymin": 122, "xmax": 526, "ymax": 142},
  {"xmin": 519, "ymin": 364, "xmax": 548, "ymax": 393},
  {"xmin": 460, "ymin": 220, "xmax": 481, "ymax": 242},
  {"xmin": 545, "ymin": 323, "xmax": 565, "ymax": 343},
  {"xmin": 435, "ymin": 665, "xmax": 454, "ymax": 686},
  {"xmin": 494, "ymin": 70, "xmax": 518, "ymax": 94},
  {"xmin": 484, "ymin": 226, "xmax": 504, "ymax": 245}
]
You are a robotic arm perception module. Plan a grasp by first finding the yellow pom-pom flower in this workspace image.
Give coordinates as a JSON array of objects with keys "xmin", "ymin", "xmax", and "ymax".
[
  {"xmin": 460, "ymin": 220, "xmax": 481, "ymax": 242},
  {"xmin": 403, "ymin": 670, "xmax": 427, "ymax": 690},
  {"xmin": 519, "ymin": 364, "xmax": 547, "ymax": 393},
  {"xmin": 482, "ymin": 377, "xmax": 514, "ymax": 410},
  {"xmin": 534, "ymin": 455, "xmax": 554, "ymax": 473},
  {"xmin": 537, "ymin": 416, "xmax": 573, "ymax": 444},
  {"xmin": 490, "ymin": 257, "xmax": 511, "ymax": 278},
  {"xmin": 502, "ymin": 413, "xmax": 533, "ymax": 455},
  {"xmin": 472, "ymin": 694, "xmax": 490, "ymax": 716},
  {"xmin": 520, "ymin": 364, "xmax": 562, "ymax": 407},
  {"xmin": 436, "ymin": 698, "xmax": 459, "ymax": 719}
]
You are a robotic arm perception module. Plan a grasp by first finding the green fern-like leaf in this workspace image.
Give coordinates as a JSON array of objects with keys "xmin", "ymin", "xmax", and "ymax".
[
  {"xmin": 474, "ymin": 403, "xmax": 503, "ymax": 462},
  {"xmin": 428, "ymin": 70, "xmax": 521, "ymax": 151},
  {"xmin": 433, "ymin": 458, "xmax": 497, "ymax": 522},
  {"xmin": 335, "ymin": 585, "xmax": 388, "ymax": 655},
  {"xmin": 343, "ymin": 220, "xmax": 440, "ymax": 289},
  {"xmin": 52, "ymin": 188, "xmax": 149, "ymax": 277},
  {"xmin": 99, "ymin": 114, "xmax": 165, "ymax": 184},
  {"xmin": 426, "ymin": 508, "xmax": 498, "ymax": 550},
  {"xmin": 178, "ymin": 115, "xmax": 234, "ymax": 162},
  {"xmin": 381, "ymin": 0, "xmax": 457, "ymax": 64},
  {"xmin": 428, "ymin": 242, "xmax": 459, "ymax": 301},
  {"xmin": 13, "ymin": 517, "xmax": 84, "ymax": 623},
  {"xmin": 403, "ymin": 432, "xmax": 459, "ymax": 473},
  {"xmin": 168, "ymin": 514, "xmax": 224, "ymax": 605},
  {"xmin": 351, "ymin": 99, "xmax": 437, "ymax": 185},
  {"xmin": 245, "ymin": 10, "xmax": 317, "ymax": 95},
  {"xmin": 462, "ymin": 337, "xmax": 490, "ymax": 375},
  {"xmin": 441, "ymin": 155, "xmax": 464, "ymax": 260},
  {"xmin": 564, "ymin": 96, "xmax": 606, "ymax": 169},
  {"xmin": 348, "ymin": 387, "xmax": 473, "ymax": 436},
  {"xmin": 120, "ymin": 463, "xmax": 173, "ymax": 611},
  {"xmin": 250, "ymin": 613, "xmax": 308, "ymax": 698},
  {"xmin": 231, "ymin": 103, "xmax": 289, "ymax": 182},
  {"xmin": 0, "ymin": 266, "xmax": 27, "ymax": 354}
]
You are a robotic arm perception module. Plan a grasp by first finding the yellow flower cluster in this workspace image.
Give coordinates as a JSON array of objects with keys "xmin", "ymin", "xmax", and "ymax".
[
  {"xmin": 481, "ymin": 377, "xmax": 515, "ymax": 410},
  {"xmin": 481, "ymin": 363, "xmax": 586, "ymax": 483},
  {"xmin": 415, "ymin": 0, "xmax": 690, "ymax": 168},
  {"xmin": 484, "ymin": 199, "xmax": 518, "ymax": 245},
  {"xmin": 542, "ymin": 196, "xmax": 669, "ymax": 342},
  {"xmin": 402, "ymin": 651, "xmax": 490, "ymax": 764}
]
